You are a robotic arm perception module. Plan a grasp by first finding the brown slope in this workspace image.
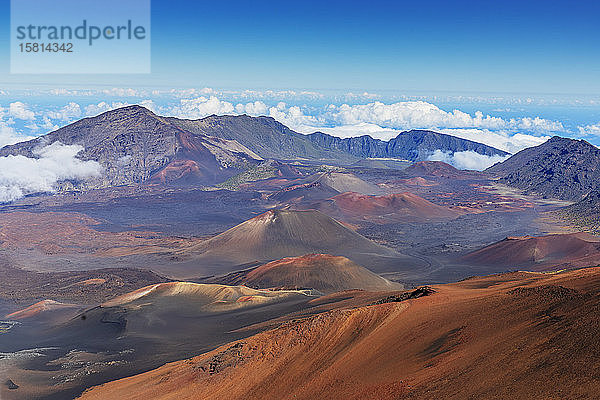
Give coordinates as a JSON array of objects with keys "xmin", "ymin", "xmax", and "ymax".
[
  {"xmin": 5, "ymin": 300, "xmax": 80, "ymax": 320},
  {"xmin": 167, "ymin": 114, "xmax": 357, "ymax": 162},
  {"xmin": 462, "ymin": 232, "xmax": 600, "ymax": 271},
  {"xmin": 177, "ymin": 209, "xmax": 402, "ymax": 273},
  {"xmin": 216, "ymin": 254, "xmax": 402, "ymax": 293},
  {"xmin": 78, "ymin": 267, "xmax": 600, "ymax": 400},
  {"xmin": 101, "ymin": 282, "xmax": 311, "ymax": 312},
  {"xmin": 314, "ymin": 191, "xmax": 459, "ymax": 224}
]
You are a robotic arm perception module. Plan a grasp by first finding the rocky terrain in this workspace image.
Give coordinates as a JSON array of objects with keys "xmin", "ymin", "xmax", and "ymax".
[
  {"xmin": 0, "ymin": 106, "xmax": 509, "ymax": 197},
  {"xmin": 0, "ymin": 281, "xmax": 397, "ymax": 400},
  {"xmin": 487, "ymin": 136, "xmax": 600, "ymax": 200},
  {"xmin": 168, "ymin": 114, "xmax": 356, "ymax": 162},
  {"xmin": 3, "ymin": 114, "xmax": 600, "ymax": 400},
  {"xmin": 555, "ymin": 190, "xmax": 600, "ymax": 233},
  {"xmin": 0, "ymin": 262, "xmax": 168, "ymax": 304}
]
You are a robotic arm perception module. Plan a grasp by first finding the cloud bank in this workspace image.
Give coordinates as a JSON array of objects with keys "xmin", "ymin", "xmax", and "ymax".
[
  {"xmin": 428, "ymin": 150, "xmax": 510, "ymax": 171},
  {"xmin": 0, "ymin": 142, "xmax": 102, "ymax": 202}
]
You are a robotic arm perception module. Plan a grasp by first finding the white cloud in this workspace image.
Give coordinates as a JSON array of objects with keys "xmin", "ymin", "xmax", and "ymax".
[
  {"xmin": 0, "ymin": 142, "xmax": 102, "ymax": 202},
  {"xmin": 319, "ymin": 101, "xmax": 563, "ymax": 133},
  {"xmin": 45, "ymin": 102, "xmax": 82, "ymax": 121},
  {"xmin": 344, "ymin": 92, "xmax": 380, "ymax": 100},
  {"xmin": 236, "ymin": 89, "xmax": 324, "ymax": 101},
  {"xmin": 578, "ymin": 123, "xmax": 600, "ymax": 136},
  {"xmin": 515, "ymin": 117, "xmax": 564, "ymax": 133},
  {"xmin": 235, "ymin": 101, "xmax": 269, "ymax": 116},
  {"xmin": 437, "ymin": 128, "xmax": 549, "ymax": 153},
  {"xmin": 0, "ymin": 106, "xmax": 36, "ymax": 147},
  {"xmin": 85, "ymin": 101, "xmax": 118, "ymax": 116},
  {"xmin": 158, "ymin": 97, "xmax": 563, "ymax": 153},
  {"xmin": 101, "ymin": 87, "xmax": 147, "ymax": 97},
  {"xmin": 308, "ymin": 123, "xmax": 400, "ymax": 140},
  {"xmin": 168, "ymin": 96, "xmax": 235, "ymax": 119},
  {"xmin": 9, "ymin": 102, "xmax": 35, "ymax": 120},
  {"xmin": 0, "ymin": 123, "xmax": 36, "ymax": 148},
  {"xmin": 152, "ymin": 87, "xmax": 218, "ymax": 98},
  {"xmin": 428, "ymin": 150, "xmax": 510, "ymax": 171},
  {"xmin": 138, "ymin": 99, "xmax": 157, "ymax": 113},
  {"xmin": 40, "ymin": 116, "xmax": 59, "ymax": 132}
]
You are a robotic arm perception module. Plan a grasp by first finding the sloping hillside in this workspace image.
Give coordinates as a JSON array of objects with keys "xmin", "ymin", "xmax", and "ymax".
[
  {"xmin": 486, "ymin": 136, "xmax": 600, "ymax": 200},
  {"xmin": 79, "ymin": 267, "xmax": 600, "ymax": 400},
  {"xmin": 214, "ymin": 254, "xmax": 402, "ymax": 293},
  {"xmin": 178, "ymin": 209, "xmax": 401, "ymax": 271}
]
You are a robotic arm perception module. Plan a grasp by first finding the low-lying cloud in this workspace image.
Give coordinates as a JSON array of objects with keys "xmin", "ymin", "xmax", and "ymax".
[
  {"xmin": 0, "ymin": 142, "xmax": 102, "ymax": 203},
  {"xmin": 578, "ymin": 123, "xmax": 600, "ymax": 137},
  {"xmin": 428, "ymin": 149, "xmax": 510, "ymax": 171}
]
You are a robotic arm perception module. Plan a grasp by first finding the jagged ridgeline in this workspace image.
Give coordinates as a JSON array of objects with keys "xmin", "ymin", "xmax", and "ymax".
[{"xmin": 0, "ymin": 105, "xmax": 508, "ymax": 190}]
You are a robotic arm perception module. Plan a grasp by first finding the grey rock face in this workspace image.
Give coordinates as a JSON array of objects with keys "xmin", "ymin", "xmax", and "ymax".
[
  {"xmin": 486, "ymin": 136, "xmax": 600, "ymax": 201},
  {"xmin": 167, "ymin": 114, "xmax": 357, "ymax": 162},
  {"xmin": 306, "ymin": 129, "xmax": 509, "ymax": 161}
]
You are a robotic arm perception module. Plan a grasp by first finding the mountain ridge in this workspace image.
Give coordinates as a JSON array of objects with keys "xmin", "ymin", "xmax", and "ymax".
[
  {"xmin": 307, "ymin": 129, "xmax": 509, "ymax": 161},
  {"xmin": 486, "ymin": 136, "xmax": 600, "ymax": 200},
  {"xmin": 0, "ymin": 105, "xmax": 510, "ymax": 193}
]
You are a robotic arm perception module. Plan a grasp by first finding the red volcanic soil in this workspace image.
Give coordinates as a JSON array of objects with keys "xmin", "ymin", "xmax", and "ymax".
[
  {"xmin": 462, "ymin": 232, "xmax": 600, "ymax": 271},
  {"xmin": 150, "ymin": 130, "xmax": 261, "ymax": 185},
  {"xmin": 79, "ymin": 267, "xmax": 600, "ymax": 400},
  {"xmin": 223, "ymin": 254, "xmax": 401, "ymax": 293},
  {"xmin": 315, "ymin": 191, "xmax": 459, "ymax": 224},
  {"xmin": 150, "ymin": 159, "xmax": 203, "ymax": 184}
]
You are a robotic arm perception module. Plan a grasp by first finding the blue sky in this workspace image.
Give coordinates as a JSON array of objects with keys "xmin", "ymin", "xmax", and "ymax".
[
  {"xmin": 0, "ymin": 0, "xmax": 599, "ymax": 157},
  {"xmin": 0, "ymin": 0, "xmax": 598, "ymax": 93}
]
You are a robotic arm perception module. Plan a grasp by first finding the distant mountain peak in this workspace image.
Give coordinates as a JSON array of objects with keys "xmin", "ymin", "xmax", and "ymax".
[
  {"xmin": 306, "ymin": 129, "xmax": 508, "ymax": 162},
  {"xmin": 487, "ymin": 136, "xmax": 600, "ymax": 201},
  {"xmin": 0, "ymin": 105, "xmax": 262, "ymax": 189}
]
